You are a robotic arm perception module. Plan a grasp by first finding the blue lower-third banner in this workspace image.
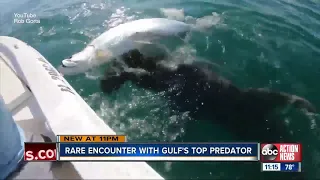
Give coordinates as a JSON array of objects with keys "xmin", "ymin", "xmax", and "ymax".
[{"xmin": 58, "ymin": 143, "xmax": 259, "ymax": 161}]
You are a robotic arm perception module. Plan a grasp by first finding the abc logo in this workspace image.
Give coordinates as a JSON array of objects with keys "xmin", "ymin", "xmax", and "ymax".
[{"xmin": 261, "ymin": 144, "xmax": 278, "ymax": 161}]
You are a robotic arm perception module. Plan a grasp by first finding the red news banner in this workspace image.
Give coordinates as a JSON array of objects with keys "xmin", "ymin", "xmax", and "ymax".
[
  {"xmin": 260, "ymin": 143, "xmax": 301, "ymax": 162},
  {"xmin": 24, "ymin": 143, "xmax": 57, "ymax": 161}
]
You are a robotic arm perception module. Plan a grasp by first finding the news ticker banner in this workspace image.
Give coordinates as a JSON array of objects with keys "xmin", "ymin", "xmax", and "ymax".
[
  {"xmin": 25, "ymin": 135, "xmax": 258, "ymax": 161},
  {"xmin": 58, "ymin": 143, "xmax": 257, "ymax": 161},
  {"xmin": 24, "ymin": 135, "xmax": 302, "ymax": 172}
]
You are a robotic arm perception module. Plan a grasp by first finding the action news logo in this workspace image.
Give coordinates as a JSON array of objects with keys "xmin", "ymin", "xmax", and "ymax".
[
  {"xmin": 260, "ymin": 143, "xmax": 302, "ymax": 162},
  {"xmin": 261, "ymin": 144, "xmax": 278, "ymax": 161}
]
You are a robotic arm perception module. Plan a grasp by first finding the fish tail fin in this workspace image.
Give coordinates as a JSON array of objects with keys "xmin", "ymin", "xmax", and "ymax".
[{"xmin": 186, "ymin": 12, "xmax": 221, "ymax": 34}]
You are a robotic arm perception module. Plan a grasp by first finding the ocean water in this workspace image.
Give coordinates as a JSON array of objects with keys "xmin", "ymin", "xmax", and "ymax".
[{"xmin": 1, "ymin": 0, "xmax": 320, "ymax": 179}]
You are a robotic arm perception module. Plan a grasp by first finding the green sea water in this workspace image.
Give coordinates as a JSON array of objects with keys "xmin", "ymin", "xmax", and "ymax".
[{"xmin": 1, "ymin": 0, "xmax": 320, "ymax": 179}]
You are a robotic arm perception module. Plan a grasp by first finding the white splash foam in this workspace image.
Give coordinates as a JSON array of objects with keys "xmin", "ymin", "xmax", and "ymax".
[
  {"xmin": 84, "ymin": 71, "xmax": 101, "ymax": 80},
  {"xmin": 284, "ymin": 117, "xmax": 291, "ymax": 125},
  {"xmin": 38, "ymin": 26, "xmax": 44, "ymax": 35},
  {"xmin": 69, "ymin": 13, "xmax": 80, "ymax": 22},
  {"xmin": 68, "ymin": 2, "xmax": 93, "ymax": 23},
  {"xmin": 87, "ymin": 89, "xmax": 189, "ymax": 142},
  {"xmin": 160, "ymin": 8, "xmax": 185, "ymax": 21},
  {"xmin": 205, "ymin": 36, "xmax": 210, "ymax": 51},
  {"xmin": 90, "ymin": 3, "xmax": 106, "ymax": 10},
  {"xmin": 160, "ymin": 8, "xmax": 222, "ymax": 31},
  {"xmin": 184, "ymin": 12, "xmax": 222, "ymax": 32},
  {"xmin": 195, "ymin": 12, "xmax": 221, "ymax": 29},
  {"xmin": 306, "ymin": 112, "xmax": 318, "ymax": 130},
  {"xmin": 164, "ymin": 162, "xmax": 173, "ymax": 172},
  {"xmin": 104, "ymin": 7, "xmax": 136, "ymax": 28},
  {"xmin": 170, "ymin": 44, "xmax": 197, "ymax": 64}
]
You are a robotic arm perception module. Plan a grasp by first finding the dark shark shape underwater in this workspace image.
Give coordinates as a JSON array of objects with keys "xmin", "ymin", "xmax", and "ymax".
[{"xmin": 100, "ymin": 49, "xmax": 316, "ymax": 142}]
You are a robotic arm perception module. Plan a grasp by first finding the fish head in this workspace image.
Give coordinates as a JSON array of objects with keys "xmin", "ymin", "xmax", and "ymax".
[{"xmin": 58, "ymin": 46, "xmax": 100, "ymax": 76}]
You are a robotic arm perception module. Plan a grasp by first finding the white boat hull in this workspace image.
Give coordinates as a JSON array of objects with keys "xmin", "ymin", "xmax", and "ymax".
[{"xmin": 0, "ymin": 36, "xmax": 164, "ymax": 179}]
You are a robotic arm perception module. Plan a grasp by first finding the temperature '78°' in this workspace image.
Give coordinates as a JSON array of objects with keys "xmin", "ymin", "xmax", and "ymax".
[{"xmin": 285, "ymin": 164, "xmax": 295, "ymax": 170}]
